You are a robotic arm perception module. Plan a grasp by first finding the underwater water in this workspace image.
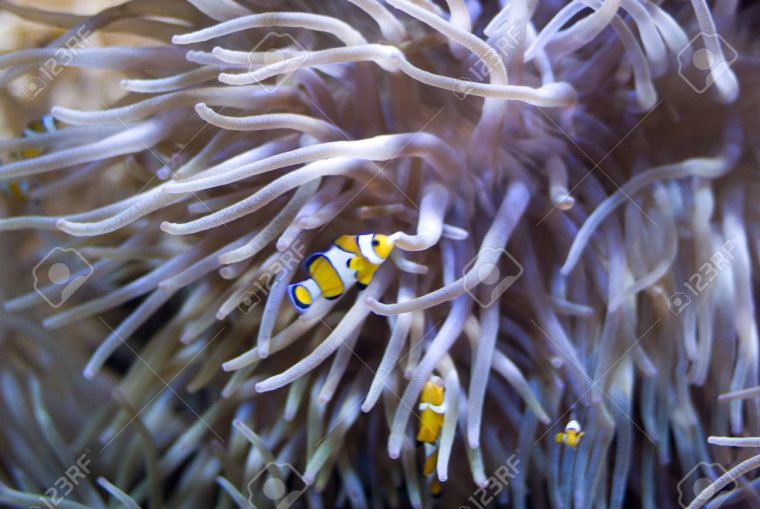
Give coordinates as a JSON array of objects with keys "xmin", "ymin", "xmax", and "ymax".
[{"xmin": 1, "ymin": 1, "xmax": 760, "ymax": 508}]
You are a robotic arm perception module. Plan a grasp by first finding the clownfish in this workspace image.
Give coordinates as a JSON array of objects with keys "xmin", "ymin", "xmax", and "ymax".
[
  {"xmin": 19, "ymin": 114, "xmax": 61, "ymax": 158},
  {"xmin": 417, "ymin": 376, "xmax": 446, "ymax": 497},
  {"xmin": 1, "ymin": 181, "xmax": 30, "ymax": 201},
  {"xmin": 1, "ymin": 115, "xmax": 61, "ymax": 202},
  {"xmin": 555, "ymin": 419, "xmax": 584, "ymax": 448},
  {"xmin": 287, "ymin": 233, "xmax": 395, "ymax": 312}
]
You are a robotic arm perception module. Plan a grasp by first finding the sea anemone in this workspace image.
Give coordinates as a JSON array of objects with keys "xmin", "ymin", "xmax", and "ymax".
[{"xmin": 1, "ymin": 0, "xmax": 760, "ymax": 508}]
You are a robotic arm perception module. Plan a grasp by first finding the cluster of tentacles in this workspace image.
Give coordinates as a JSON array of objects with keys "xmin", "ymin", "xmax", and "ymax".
[{"xmin": 2, "ymin": 0, "xmax": 760, "ymax": 508}]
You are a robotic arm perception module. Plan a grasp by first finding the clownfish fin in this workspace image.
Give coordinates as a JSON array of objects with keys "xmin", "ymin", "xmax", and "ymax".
[
  {"xmin": 288, "ymin": 279, "xmax": 320, "ymax": 312},
  {"xmin": 555, "ymin": 432, "xmax": 565, "ymax": 444},
  {"xmin": 288, "ymin": 283, "xmax": 311, "ymax": 312},
  {"xmin": 429, "ymin": 479, "xmax": 442, "ymax": 497}
]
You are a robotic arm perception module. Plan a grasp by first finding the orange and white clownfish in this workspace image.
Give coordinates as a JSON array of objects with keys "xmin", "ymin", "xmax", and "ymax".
[
  {"xmin": 417, "ymin": 376, "xmax": 446, "ymax": 497},
  {"xmin": 287, "ymin": 233, "xmax": 395, "ymax": 312},
  {"xmin": 555, "ymin": 419, "xmax": 584, "ymax": 448},
  {"xmin": 2, "ymin": 115, "xmax": 61, "ymax": 202}
]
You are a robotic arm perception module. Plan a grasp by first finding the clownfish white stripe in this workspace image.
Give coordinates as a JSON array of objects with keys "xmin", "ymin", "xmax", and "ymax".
[
  {"xmin": 42, "ymin": 114, "xmax": 58, "ymax": 133},
  {"xmin": 418, "ymin": 402, "xmax": 447, "ymax": 414},
  {"xmin": 358, "ymin": 233, "xmax": 384, "ymax": 265},
  {"xmin": 23, "ymin": 114, "xmax": 59, "ymax": 137}
]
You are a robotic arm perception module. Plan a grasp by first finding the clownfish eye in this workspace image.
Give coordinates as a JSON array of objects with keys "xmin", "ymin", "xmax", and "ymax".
[{"xmin": 372, "ymin": 239, "xmax": 380, "ymax": 246}]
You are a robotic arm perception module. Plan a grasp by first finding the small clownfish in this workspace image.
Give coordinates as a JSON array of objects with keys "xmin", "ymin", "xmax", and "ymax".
[
  {"xmin": 1, "ymin": 115, "xmax": 61, "ymax": 202},
  {"xmin": 287, "ymin": 233, "xmax": 395, "ymax": 312},
  {"xmin": 1, "ymin": 181, "xmax": 30, "ymax": 201},
  {"xmin": 19, "ymin": 114, "xmax": 61, "ymax": 159},
  {"xmin": 555, "ymin": 419, "xmax": 584, "ymax": 448},
  {"xmin": 417, "ymin": 376, "xmax": 446, "ymax": 497}
]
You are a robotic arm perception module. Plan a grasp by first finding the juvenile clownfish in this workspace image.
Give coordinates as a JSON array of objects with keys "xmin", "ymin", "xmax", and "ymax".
[
  {"xmin": 417, "ymin": 376, "xmax": 446, "ymax": 497},
  {"xmin": 555, "ymin": 419, "xmax": 584, "ymax": 448},
  {"xmin": 287, "ymin": 233, "xmax": 395, "ymax": 312},
  {"xmin": 1, "ymin": 115, "xmax": 61, "ymax": 202},
  {"xmin": 1, "ymin": 181, "xmax": 30, "ymax": 201},
  {"xmin": 19, "ymin": 114, "xmax": 61, "ymax": 158}
]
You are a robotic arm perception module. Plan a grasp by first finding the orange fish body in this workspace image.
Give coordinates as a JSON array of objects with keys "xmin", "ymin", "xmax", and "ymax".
[{"xmin": 417, "ymin": 376, "xmax": 446, "ymax": 497}]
